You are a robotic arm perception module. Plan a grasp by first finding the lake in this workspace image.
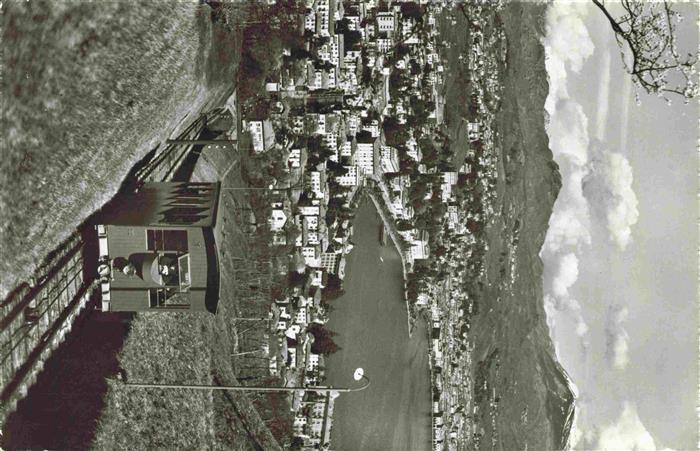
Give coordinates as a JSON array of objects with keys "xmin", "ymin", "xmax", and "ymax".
[{"xmin": 325, "ymin": 198, "xmax": 432, "ymax": 451}]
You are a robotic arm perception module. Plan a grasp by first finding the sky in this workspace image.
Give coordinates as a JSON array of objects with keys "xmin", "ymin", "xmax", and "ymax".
[{"xmin": 541, "ymin": 2, "xmax": 698, "ymax": 450}]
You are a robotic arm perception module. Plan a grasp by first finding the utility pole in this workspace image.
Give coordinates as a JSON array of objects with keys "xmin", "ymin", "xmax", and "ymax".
[
  {"xmin": 124, "ymin": 369, "xmax": 370, "ymax": 394},
  {"xmin": 166, "ymin": 139, "xmax": 237, "ymax": 146}
]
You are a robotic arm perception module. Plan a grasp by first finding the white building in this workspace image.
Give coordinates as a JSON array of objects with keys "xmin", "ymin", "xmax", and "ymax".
[
  {"xmin": 380, "ymin": 145, "xmax": 400, "ymax": 173},
  {"xmin": 295, "ymin": 307, "xmax": 308, "ymax": 325},
  {"xmin": 355, "ymin": 142, "xmax": 375, "ymax": 175},
  {"xmin": 309, "ymin": 268, "xmax": 324, "ymax": 287},
  {"xmin": 302, "ymin": 246, "xmax": 320, "ymax": 267},
  {"xmin": 270, "ymin": 209, "xmax": 287, "ymax": 232},
  {"xmin": 330, "ymin": 34, "xmax": 344, "ymax": 68},
  {"xmin": 306, "ymin": 230, "xmax": 320, "ymax": 245},
  {"xmin": 467, "ymin": 121, "xmax": 481, "ymax": 142},
  {"xmin": 305, "ymin": 215, "xmax": 319, "ymax": 231},
  {"xmin": 316, "ymin": 0, "xmax": 331, "ymax": 37},
  {"xmin": 410, "ymin": 230, "xmax": 430, "ymax": 261},
  {"xmin": 336, "ymin": 165, "xmax": 359, "ymax": 186},
  {"xmin": 288, "ymin": 148, "xmax": 301, "ymax": 168},
  {"xmin": 406, "ymin": 136, "xmax": 422, "ymax": 162},
  {"xmin": 249, "ymin": 121, "xmax": 265, "ymax": 153},
  {"xmin": 300, "ymin": 205, "xmax": 321, "ymax": 217},
  {"xmin": 304, "ymin": 9, "xmax": 316, "ymax": 31},
  {"xmin": 307, "ymin": 353, "xmax": 320, "ymax": 372},
  {"xmin": 377, "ymin": 37, "xmax": 393, "ymax": 53},
  {"xmin": 309, "ymin": 171, "xmax": 324, "ymax": 198},
  {"xmin": 377, "ymin": 11, "xmax": 395, "ymax": 32}
]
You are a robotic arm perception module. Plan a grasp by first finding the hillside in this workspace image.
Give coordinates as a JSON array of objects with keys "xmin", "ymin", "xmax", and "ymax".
[
  {"xmin": 462, "ymin": 3, "xmax": 576, "ymax": 450},
  {"xmin": 0, "ymin": 1, "xmax": 236, "ymax": 298}
]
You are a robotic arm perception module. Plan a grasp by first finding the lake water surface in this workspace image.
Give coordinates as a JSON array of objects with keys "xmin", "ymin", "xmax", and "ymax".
[{"xmin": 325, "ymin": 199, "xmax": 432, "ymax": 451}]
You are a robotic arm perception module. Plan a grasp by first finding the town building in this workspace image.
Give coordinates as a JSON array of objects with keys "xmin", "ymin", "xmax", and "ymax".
[
  {"xmin": 354, "ymin": 142, "xmax": 375, "ymax": 175},
  {"xmin": 377, "ymin": 11, "xmax": 396, "ymax": 33}
]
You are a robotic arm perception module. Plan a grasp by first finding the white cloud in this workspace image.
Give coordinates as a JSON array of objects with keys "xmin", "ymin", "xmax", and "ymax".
[
  {"xmin": 569, "ymin": 402, "xmax": 661, "ymax": 451},
  {"xmin": 552, "ymin": 253, "xmax": 580, "ymax": 298},
  {"xmin": 605, "ymin": 153, "xmax": 639, "ymax": 249},
  {"xmin": 568, "ymin": 405, "xmax": 597, "ymax": 450},
  {"xmin": 544, "ymin": 2, "xmax": 595, "ymax": 111},
  {"xmin": 605, "ymin": 305, "xmax": 631, "ymax": 370},
  {"xmin": 542, "ymin": 3, "xmax": 596, "ymax": 255},
  {"xmin": 549, "ymin": 99, "xmax": 591, "ymax": 166},
  {"xmin": 544, "ymin": 166, "xmax": 592, "ymax": 253},
  {"xmin": 619, "ymin": 69, "xmax": 633, "ymax": 154},
  {"xmin": 584, "ymin": 148, "xmax": 640, "ymax": 250},
  {"xmin": 595, "ymin": 51, "xmax": 612, "ymax": 141},
  {"xmin": 596, "ymin": 402, "xmax": 657, "ymax": 450},
  {"xmin": 541, "ymin": 0, "xmax": 596, "ymax": 367}
]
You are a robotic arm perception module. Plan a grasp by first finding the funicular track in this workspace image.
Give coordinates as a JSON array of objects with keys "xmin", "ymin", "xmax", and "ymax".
[{"xmin": 0, "ymin": 107, "xmax": 227, "ymax": 424}]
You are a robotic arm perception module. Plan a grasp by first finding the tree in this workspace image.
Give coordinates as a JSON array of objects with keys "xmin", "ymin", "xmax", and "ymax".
[
  {"xmin": 290, "ymin": 437, "xmax": 305, "ymax": 449},
  {"xmin": 400, "ymin": 2, "xmax": 424, "ymax": 21},
  {"xmin": 592, "ymin": 0, "xmax": 697, "ymax": 101},
  {"xmin": 326, "ymin": 159, "xmax": 349, "ymax": 177},
  {"xmin": 289, "ymin": 47, "xmax": 311, "ymax": 60},
  {"xmin": 308, "ymin": 323, "xmax": 341, "ymax": 355},
  {"xmin": 322, "ymin": 273, "xmax": 344, "ymax": 302},
  {"xmin": 287, "ymin": 271, "xmax": 306, "ymax": 288},
  {"xmin": 384, "ymin": 171, "xmax": 401, "ymax": 180},
  {"xmin": 383, "ymin": 116, "xmax": 409, "ymax": 147},
  {"xmin": 336, "ymin": 17, "xmax": 352, "ymax": 34},
  {"xmin": 344, "ymin": 30, "xmax": 363, "ymax": 49},
  {"xmin": 396, "ymin": 219, "xmax": 413, "ymax": 231}
]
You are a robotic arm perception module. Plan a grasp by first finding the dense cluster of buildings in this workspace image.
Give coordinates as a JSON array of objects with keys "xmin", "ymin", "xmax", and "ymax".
[
  {"xmin": 425, "ymin": 3, "xmax": 507, "ymax": 450},
  {"xmin": 232, "ymin": 0, "xmax": 507, "ymax": 448}
]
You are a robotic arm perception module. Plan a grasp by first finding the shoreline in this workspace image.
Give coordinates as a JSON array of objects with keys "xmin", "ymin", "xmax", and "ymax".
[{"xmin": 363, "ymin": 188, "xmax": 415, "ymax": 339}]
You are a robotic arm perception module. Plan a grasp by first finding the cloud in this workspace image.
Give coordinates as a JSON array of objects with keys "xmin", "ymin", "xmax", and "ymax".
[
  {"xmin": 543, "ymin": 95, "xmax": 594, "ymax": 255},
  {"xmin": 584, "ymin": 147, "xmax": 640, "ymax": 250},
  {"xmin": 543, "ymin": 4, "xmax": 596, "ymax": 255},
  {"xmin": 541, "ymin": 2, "xmax": 596, "ymax": 364},
  {"xmin": 619, "ymin": 69, "xmax": 633, "ymax": 155},
  {"xmin": 595, "ymin": 51, "xmax": 612, "ymax": 141},
  {"xmin": 569, "ymin": 402, "xmax": 661, "ymax": 450},
  {"xmin": 605, "ymin": 304, "xmax": 630, "ymax": 370},
  {"xmin": 568, "ymin": 405, "xmax": 597, "ymax": 450},
  {"xmin": 549, "ymin": 99, "xmax": 590, "ymax": 167},
  {"xmin": 552, "ymin": 253, "xmax": 579, "ymax": 298},
  {"xmin": 604, "ymin": 153, "xmax": 639, "ymax": 249},
  {"xmin": 544, "ymin": 2, "xmax": 595, "ymax": 111},
  {"xmin": 544, "ymin": 166, "xmax": 592, "ymax": 253},
  {"xmin": 596, "ymin": 402, "xmax": 657, "ymax": 450}
]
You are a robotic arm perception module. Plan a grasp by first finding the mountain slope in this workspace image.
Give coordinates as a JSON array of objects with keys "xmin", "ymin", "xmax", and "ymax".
[{"xmin": 466, "ymin": 3, "xmax": 576, "ymax": 450}]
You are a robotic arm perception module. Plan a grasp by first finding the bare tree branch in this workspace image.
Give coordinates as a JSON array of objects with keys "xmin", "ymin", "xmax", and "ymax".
[{"xmin": 592, "ymin": 0, "xmax": 698, "ymax": 101}]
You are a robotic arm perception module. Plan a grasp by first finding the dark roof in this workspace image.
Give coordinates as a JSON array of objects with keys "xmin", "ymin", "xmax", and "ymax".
[{"xmin": 97, "ymin": 182, "xmax": 220, "ymax": 228}]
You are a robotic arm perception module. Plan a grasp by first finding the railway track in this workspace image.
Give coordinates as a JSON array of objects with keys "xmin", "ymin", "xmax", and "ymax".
[{"xmin": 0, "ymin": 107, "xmax": 228, "ymax": 425}]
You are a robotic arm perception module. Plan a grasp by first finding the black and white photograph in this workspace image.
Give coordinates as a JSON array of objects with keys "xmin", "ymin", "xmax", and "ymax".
[{"xmin": 0, "ymin": 0, "xmax": 697, "ymax": 450}]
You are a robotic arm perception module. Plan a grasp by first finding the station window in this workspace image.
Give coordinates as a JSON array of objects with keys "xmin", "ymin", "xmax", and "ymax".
[
  {"xmin": 148, "ymin": 288, "xmax": 190, "ymax": 309},
  {"xmin": 146, "ymin": 229, "xmax": 188, "ymax": 253},
  {"xmin": 178, "ymin": 254, "xmax": 191, "ymax": 289},
  {"xmin": 149, "ymin": 288, "xmax": 166, "ymax": 308}
]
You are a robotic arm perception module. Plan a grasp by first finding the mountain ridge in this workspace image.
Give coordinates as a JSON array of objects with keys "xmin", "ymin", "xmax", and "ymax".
[{"xmin": 465, "ymin": 3, "xmax": 576, "ymax": 449}]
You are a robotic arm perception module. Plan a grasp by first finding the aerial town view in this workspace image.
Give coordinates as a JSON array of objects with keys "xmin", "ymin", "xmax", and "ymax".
[{"xmin": 1, "ymin": 1, "xmax": 697, "ymax": 450}]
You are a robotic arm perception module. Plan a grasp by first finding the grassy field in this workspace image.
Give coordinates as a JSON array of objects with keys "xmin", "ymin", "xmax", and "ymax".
[
  {"xmin": 0, "ymin": 0, "xmax": 235, "ymax": 298},
  {"xmin": 0, "ymin": 1, "xmax": 292, "ymax": 447},
  {"xmin": 441, "ymin": 4, "xmax": 575, "ymax": 450},
  {"xmin": 93, "ymin": 144, "xmax": 291, "ymax": 449}
]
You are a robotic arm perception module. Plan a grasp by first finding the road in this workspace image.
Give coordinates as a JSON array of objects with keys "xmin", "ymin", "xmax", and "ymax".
[{"xmin": 325, "ymin": 199, "xmax": 432, "ymax": 451}]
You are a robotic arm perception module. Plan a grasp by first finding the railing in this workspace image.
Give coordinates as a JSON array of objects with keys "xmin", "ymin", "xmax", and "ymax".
[{"xmin": 0, "ymin": 105, "xmax": 225, "ymax": 425}]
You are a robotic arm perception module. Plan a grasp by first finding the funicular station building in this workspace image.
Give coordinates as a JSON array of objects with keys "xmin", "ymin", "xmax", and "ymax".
[{"xmin": 95, "ymin": 182, "xmax": 220, "ymax": 313}]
